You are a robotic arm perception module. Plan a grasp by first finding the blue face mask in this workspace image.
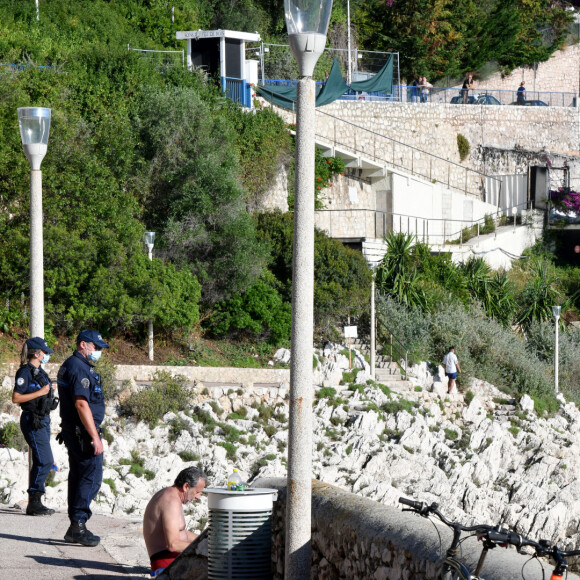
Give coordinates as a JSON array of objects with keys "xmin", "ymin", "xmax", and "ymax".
[
  {"xmin": 41, "ymin": 353, "xmax": 50, "ymax": 364},
  {"xmin": 88, "ymin": 350, "xmax": 102, "ymax": 362}
]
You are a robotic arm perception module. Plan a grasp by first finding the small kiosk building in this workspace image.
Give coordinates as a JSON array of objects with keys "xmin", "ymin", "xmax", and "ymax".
[{"xmin": 176, "ymin": 29, "xmax": 260, "ymax": 108}]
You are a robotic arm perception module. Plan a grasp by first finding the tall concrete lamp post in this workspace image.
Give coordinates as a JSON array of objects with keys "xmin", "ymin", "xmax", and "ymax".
[
  {"xmin": 284, "ymin": 0, "xmax": 332, "ymax": 577},
  {"xmin": 553, "ymin": 305, "xmax": 561, "ymax": 394},
  {"xmin": 145, "ymin": 232, "xmax": 156, "ymax": 361},
  {"xmin": 18, "ymin": 107, "xmax": 51, "ymax": 338}
]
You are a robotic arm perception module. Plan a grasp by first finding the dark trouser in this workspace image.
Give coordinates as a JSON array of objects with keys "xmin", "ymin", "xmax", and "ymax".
[
  {"xmin": 21, "ymin": 412, "xmax": 53, "ymax": 494},
  {"xmin": 61, "ymin": 429, "xmax": 103, "ymax": 523}
]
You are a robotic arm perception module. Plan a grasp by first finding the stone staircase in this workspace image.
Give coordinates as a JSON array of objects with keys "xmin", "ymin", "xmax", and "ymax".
[{"xmin": 350, "ymin": 338, "xmax": 412, "ymax": 390}]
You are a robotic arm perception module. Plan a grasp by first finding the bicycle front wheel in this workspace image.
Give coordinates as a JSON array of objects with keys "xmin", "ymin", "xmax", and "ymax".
[{"xmin": 437, "ymin": 557, "xmax": 472, "ymax": 580}]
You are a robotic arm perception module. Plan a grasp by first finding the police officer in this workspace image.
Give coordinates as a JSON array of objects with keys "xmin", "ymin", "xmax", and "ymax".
[
  {"xmin": 12, "ymin": 336, "xmax": 58, "ymax": 516},
  {"xmin": 57, "ymin": 329, "xmax": 109, "ymax": 547}
]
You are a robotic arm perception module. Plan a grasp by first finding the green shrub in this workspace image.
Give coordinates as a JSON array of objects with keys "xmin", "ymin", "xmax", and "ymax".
[
  {"xmin": 0, "ymin": 422, "xmax": 27, "ymax": 452},
  {"xmin": 103, "ymin": 478, "xmax": 117, "ymax": 494},
  {"xmin": 102, "ymin": 425, "xmax": 115, "ymax": 445},
  {"xmin": 464, "ymin": 391, "xmax": 475, "ymax": 405},
  {"xmin": 317, "ymin": 387, "xmax": 337, "ymax": 399},
  {"xmin": 341, "ymin": 368, "xmax": 360, "ymax": 384},
  {"xmin": 119, "ymin": 371, "xmax": 192, "ymax": 427},
  {"xmin": 444, "ymin": 428, "xmax": 459, "ymax": 440},
  {"xmin": 178, "ymin": 450, "xmax": 200, "ymax": 462},
  {"xmin": 119, "ymin": 451, "xmax": 155, "ymax": 480},
  {"xmin": 381, "ymin": 398, "xmax": 418, "ymax": 414},
  {"xmin": 169, "ymin": 416, "xmax": 191, "ymax": 443},
  {"xmin": 218, "ymin": 442, "xmax": 237, "ymax": 459},
  {"xmin": 457, "ymin": 134, "xmax": 470, "ymax": 161}
]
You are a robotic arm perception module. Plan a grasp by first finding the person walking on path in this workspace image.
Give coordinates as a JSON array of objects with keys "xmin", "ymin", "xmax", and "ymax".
[
  {"xmin": 56, "ymin": 329, "xmax": 109, "ymax": 547},
  {"xmin": 12, "ymin": 337, "xmax": 59, "ymax": 516},
  {"xmin": 143, "ymin": 466, "xmax": 208, "ymax": 574},
  {"xmin": 517, "ymin": 81, "xmax": 526, "ymax": 104},
  {"xmin": 442, "ymin": 346, "xmax": 461, "ymax": 394},
  {"xmin": 461, "ymin": 73, "xmax": 473, "ymax": 103}
]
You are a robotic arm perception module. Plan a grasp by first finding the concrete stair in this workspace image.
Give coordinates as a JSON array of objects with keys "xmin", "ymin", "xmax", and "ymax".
[{"xmin": 350, "ymin": 338, "xmax": 410, "ymax": 389}]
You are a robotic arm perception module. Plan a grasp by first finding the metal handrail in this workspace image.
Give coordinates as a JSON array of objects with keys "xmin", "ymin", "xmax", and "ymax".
[
  {"xmin": 309, "ymin": 108, "xmax": 501, "ymax": 199},
  {"xmin": 376, "ymin": 316, "xmax": 408, "ymax": 379},
  {"xmin": 313, "ymin": 206, "xmax": 527, "ymax": 244}
]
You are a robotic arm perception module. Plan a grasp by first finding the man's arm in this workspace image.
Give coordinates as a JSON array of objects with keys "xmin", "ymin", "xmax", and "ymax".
[
  {"xmin": 75, "ymin": 396, "xmax": 104, "ymax": 455},
  {"xmin": 161, "ymin": 499, "xmax": 198, "ymax": 553}
]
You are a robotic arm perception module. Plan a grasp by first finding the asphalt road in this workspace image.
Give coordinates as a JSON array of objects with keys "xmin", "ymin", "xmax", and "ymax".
[{"xmin": 0, "ymin": 504, "xmax": 151, "ymax": 579}]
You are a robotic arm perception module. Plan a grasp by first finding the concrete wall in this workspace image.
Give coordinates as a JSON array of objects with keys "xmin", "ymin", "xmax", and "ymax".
[{"xmin": 1, "ymin": 363, "xmax": 290, "ymax": 394}]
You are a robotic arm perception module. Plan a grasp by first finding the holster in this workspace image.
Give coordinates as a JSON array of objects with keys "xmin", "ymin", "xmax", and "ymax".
[{"xmin": 75, "ymin": 425, "xmax": 94, "ymax": 454}]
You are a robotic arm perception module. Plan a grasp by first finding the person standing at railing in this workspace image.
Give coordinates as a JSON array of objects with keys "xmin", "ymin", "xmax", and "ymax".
[
  {"xmin": 461, "ymin": 73, "xmax": 473, "ymax": 103},
  {"xmin": 420, "ymin": 76, "xmax": 432, "ymax": 103},
  {"xmin": 411, "ymin": 75, "xmax": 420, "ymax": 102},
  {"xmin": 517, "ymin": 81, "xmax": 526, "ymax": 104}
]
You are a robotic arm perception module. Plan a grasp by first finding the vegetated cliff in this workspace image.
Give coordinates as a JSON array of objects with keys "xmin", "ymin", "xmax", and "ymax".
[{"xmin": 0, "ymin": 343, "xmax": 578, "ymax": 553}]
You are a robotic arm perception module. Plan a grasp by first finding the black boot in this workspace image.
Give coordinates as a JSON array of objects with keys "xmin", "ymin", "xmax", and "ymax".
[
  {"xmin": 26, "ymin": 492, "xmax": 55, "ymax": 516},
  {"xmin": 64, "ymin": 521, "xmax": 100, "ymax": 547}
]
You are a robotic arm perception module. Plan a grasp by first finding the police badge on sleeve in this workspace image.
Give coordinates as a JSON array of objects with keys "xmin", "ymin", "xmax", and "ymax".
[{"xmin": 81, "ymin": 378, "xmax": 90, "ymax": 389}]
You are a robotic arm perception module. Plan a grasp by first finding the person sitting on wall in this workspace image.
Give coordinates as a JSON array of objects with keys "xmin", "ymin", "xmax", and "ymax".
[{"xmin": 143, "ymin": 466, "xmax": 208, "ymax": 574}]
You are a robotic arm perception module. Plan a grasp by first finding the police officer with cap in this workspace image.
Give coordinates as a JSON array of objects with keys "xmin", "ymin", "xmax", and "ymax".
[
  {"xmin": 12, "ymin": 336, "xmax": 58, "ymax": 516},
  {"xmin": 57, "ymin": 329, "xmax": 109, "ymax": 547}
]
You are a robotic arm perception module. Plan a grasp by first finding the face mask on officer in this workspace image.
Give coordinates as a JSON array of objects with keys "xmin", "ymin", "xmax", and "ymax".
[
  {"xmin": 88, "ymin": 350, "xmax": 102, "ymax": 362},
  {"xmin": 42, "ymin": 353, "xmax": 50, "ymax": 364}
]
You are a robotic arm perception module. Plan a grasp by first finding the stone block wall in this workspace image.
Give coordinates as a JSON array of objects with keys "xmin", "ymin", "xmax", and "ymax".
[{"xmin": 253, "ymin": 477, "xmax": 579, "ymax": 580}]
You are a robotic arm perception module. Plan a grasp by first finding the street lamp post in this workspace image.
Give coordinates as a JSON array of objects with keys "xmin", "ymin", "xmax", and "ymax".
[
  {"xmin": 370, "ymin": 263, "xmax": 379, "ymax": 380},
  {"xmin": 18, "ymin": 107, "xmax": 51, "ymax": 339},
  {"xmin": 553, "ymin": 305, "xmax": 561, "ymax": 394},
  {"xmin": 145, "ymin": 232, "xmax": 156, "ymax": 361},
  {"xmin": 284, "ymin": 0, "xmax": 332, "ymax": 577}
]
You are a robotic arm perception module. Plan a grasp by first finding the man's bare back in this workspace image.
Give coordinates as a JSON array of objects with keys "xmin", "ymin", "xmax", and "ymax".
[{"xmin": 143, "ymin": 479, "xmax": 206, "ymax": 558}]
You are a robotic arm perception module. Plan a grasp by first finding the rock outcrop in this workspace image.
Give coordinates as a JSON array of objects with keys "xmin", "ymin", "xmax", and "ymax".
[{"xmin": 1, "ymin": 344, "xmax": 579, "ymax": 553}]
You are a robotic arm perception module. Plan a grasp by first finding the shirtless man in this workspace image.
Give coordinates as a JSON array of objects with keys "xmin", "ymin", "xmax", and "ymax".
[{"xmin": 143, "ymin": 466, "xmax": 208, "ymax": 573}]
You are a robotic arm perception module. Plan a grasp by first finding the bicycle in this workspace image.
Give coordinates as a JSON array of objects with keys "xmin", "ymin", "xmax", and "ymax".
[{"xmin": 399, "ymin": 497, "xmax": 531, "ymax": 579}]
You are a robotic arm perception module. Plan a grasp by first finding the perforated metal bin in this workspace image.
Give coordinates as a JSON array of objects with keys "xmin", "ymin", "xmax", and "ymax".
[{"xmin": 206, "ymin": 487, "xmax": 278, "ymax": 580}]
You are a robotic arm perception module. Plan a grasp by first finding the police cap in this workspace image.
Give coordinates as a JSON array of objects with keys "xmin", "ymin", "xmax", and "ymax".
[
  {"xmin": 77, "ymin": 329, "xmax": 110, "ymax": 349},
  {"xmin": 25, "ymin": 336, "xmax": 54, "ymax": 353}
]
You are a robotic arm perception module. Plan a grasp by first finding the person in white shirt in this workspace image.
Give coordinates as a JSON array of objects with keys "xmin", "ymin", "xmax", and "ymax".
[{"xmin": 442, "ymin": 346, "xmax": 461, "ymax": 394}]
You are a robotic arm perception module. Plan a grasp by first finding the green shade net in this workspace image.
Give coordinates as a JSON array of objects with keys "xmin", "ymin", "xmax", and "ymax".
[
  {"xmin": 350, "ymin": 54, "xmax": 393, "ymax": 94},
  {"xmin": 257, "ymin": 55, "xmax": 393, "ymax": 110}
]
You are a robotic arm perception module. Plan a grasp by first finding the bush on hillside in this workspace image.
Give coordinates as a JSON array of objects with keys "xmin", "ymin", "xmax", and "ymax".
[
  {"xmin": 119, "ymin": 371, "xmax": 192, "ymax": 427},
  {"xmin": 206, "ymin": 273, "xmax": 291, "ymax": 344}
]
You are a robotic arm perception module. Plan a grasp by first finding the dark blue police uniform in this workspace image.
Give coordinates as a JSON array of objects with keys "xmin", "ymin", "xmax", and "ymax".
[
  {"xmin": 57, "ymin": 350, "xmax": 105, "ymax": 524},
  {"xmin": 14, "ymin": 364, "xmax": 54, "ymax": 494}
]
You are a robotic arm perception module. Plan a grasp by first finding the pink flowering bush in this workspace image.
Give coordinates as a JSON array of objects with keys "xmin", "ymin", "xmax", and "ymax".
[{"xmin": 550, "ymin": 188, "xmax": 580, "ymax": 215}]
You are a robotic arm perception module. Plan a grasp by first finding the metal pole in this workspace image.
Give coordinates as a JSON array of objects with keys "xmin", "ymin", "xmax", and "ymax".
[
  {"xmin": 285, "ymin": 75, "xmax": 315, "ymax": 580},
  {"xmin": 555, "ymin": 318, "xmax": 559, "ymax": 394},
  {"xmin": 30, "ymin": 170, "xmax": 44, "ymax": 338},
  {"xmin": 370, "ymin": 275, "xmax": 375, "ymax": 380},
  {"xmin": 36, "ymin": 0, "xmax": 39, "ymax": 20},
  {"xmin": 148, "ymin": 246, "xmax": 154, "ymax": 361},
  {"xmin": 347, "ymin": 0, "xmax": 352, "ymax": 85}
]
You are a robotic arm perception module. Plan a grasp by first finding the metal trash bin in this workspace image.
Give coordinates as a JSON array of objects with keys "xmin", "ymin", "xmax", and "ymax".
[{"xmin": 206, "ymin": 487, "xmax": 278, "ymax": 580}]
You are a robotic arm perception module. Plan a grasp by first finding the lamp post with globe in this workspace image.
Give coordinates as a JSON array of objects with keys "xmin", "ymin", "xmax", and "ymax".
[
  {"xmin": 18, "ymin": 107, "xmax": 51, "ymax": 338},
  {"xmin": 284, "ymin": 0, "xmax": 333, "ymax": 576}
]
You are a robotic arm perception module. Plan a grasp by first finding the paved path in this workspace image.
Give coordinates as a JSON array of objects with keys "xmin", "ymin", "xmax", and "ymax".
[{"xmin": 0, "ymin": 504, "xmax": 151, "ymax": 579}]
